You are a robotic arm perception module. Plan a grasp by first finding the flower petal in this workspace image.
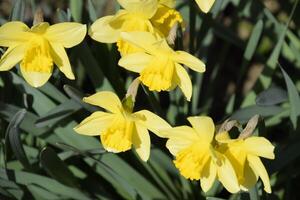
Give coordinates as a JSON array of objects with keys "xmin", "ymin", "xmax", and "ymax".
[
  {"xmin": 118, "ymin": 52, "xmax": 152, "ymax": 73},
  {"xmin": 187, "ymin": 116, "xmax": 215, "ymax": 142},
  {"xmin": 117, "ymin": 0, "xmax": 158, "ymax": 18},
  {"xmin": 20, "ymin": 68, "xmax": 52, "ymax": 88},
  {"xmin": 83, "ymin": 91, "xmax": 122, "ymax": 114},
  {"xmin": 159, "ymin": 0, "xmax": 175, "ymax": 7},
  {"xmin": 244, "ymin": 137, "xmax": 275, "ymax": 159},
  {"xmin": 89, "ymin": 15, "xmax": 120, "ymax": 43},
  {"xmin": 217, "ymin": 154, "xmax": 240, "ymax": 193},
  {"xmin": 164, "ymin": 126, "xmax": 198, "ymax": 155},
  {"xmin": 74, "ymin": 111, "xmax": 114, "ymax": 136},
  {"xmin": 134, "ymin": 110, "xmax": 171, "ymax": 137},
  {"xmin": 50, "ymin": 43, "xmax": 75, "ymax": 80},
  {"xmin": 175, "ymin": 63, "xmax": 192, "ymax": 101},
  {"xmin": 240, "ymin": 161, "xmax": 258, "ymax": 191},
  {"xmin": 0, "ymin": 21, "xmax": 31, "ymax": 47},
  {"xmin": 0, "ymin": 45, "xmax": 25, "ymax": 71},
  {"xmin": 45, "ymin": 22, "xmax": 86, "ymax": 48},
  {"xmin": 173, "ymin": 51, "xmax": 205, "ymax": 73},
  {"xmin": 133, "ymin": 122, "xmax": 150, "ymax": 161},
  {"xmin": 200, "ymin": 159, "xmax": 217, "ymax": 192},
  {"xmin": 247, "ymin": 155, "xmax": 272, "ymax": 193},
  {"xmin": 195, "ymin": 0, "xmax": 215, "ymax": 13}
]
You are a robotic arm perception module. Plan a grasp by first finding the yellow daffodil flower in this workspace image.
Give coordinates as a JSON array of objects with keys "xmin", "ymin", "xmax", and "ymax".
[
  {"xmin": 74, "ymin": 91, "xmax": 171, "ymax": 161},
  {"xmin": 195, "ymin": 0, "xmax": 215, "ymax": 13},
  {"xmin": 0, "ymin": 21, "xmax": 86, "ymax": 87},
  {"xmin": 118, "ymin": 32, "xmax": 205, "ymax": 101},
  {"xmin": 163, "ymin": 116, "xmax": 240, "ymax": 193},
  {"xmin": 89, "ymin": 0, "xmax": 183, "ymax": 55},
  {"xmin": 216, "ymin": 132, "xmax": 275, "ymax": 193}
]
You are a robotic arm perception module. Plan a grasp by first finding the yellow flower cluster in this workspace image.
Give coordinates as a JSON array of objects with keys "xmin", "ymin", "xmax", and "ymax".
[{"xmin": 0, "ymin": 0, "xmax": 275, "ymax": 195}]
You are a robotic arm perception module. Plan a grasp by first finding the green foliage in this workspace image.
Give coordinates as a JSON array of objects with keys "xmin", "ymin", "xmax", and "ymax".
[{"xmin": 0, "ymin": 0, "xmax": 300, "ymax": 199}]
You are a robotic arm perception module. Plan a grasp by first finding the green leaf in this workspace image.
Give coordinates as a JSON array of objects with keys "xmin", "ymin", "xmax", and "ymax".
[
  {"xmin": 280, "ymin": 66, "xmax": 300, "ymax": 129},
  {"xmin": 9, "ymin": 0, "xmax": 25, "ymax": 21},
  {"xmin": 230, "ymin": 105, "xmax": 285, "ymax": 123},
  {"xmin": 40, "ymin": 147, "xmax": 79, "ymax": 188},
  {"xmin": 35, "ymin": 99, "xmax": 81, "ymax": 128},
  {"xmin": 256, "ymin": 86, "xmax": 288, "ymax": 106},
  {"xmin": 87, "ymin": 0, "xmax": 97, "ymax": 21},
  {"xmin": 244, "ymin": 20, "xmax": 263, "ymax": 61},
  {"xmin": 70, "ymin": 0, "xmax": 83, "ymax": 22},
  {"xmin": 5, "ymin": 109, "xmax": 31, "ymax": 170}
]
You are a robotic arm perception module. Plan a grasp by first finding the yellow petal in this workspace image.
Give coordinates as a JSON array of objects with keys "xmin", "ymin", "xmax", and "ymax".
[
  {"xmin": 20, "ymin": 68, "xmax": 52, "ymax": 87},
  {"xmin": 187, "ymin": 116, "xmax": 215, "ymax": 142},
  {"xmin": 244, "ymin": 137, "xmax": 275, "ymax": 159},
  {"xmin": 118, "ymin": 52, "xmax": 152, "ymax": 73},
  {"xmin": 74, "ymin": 111, "xmax": 114, "ymax": 135},
  {"xmin": 215, "ymin": 131, "xmax": 232, "ymax": 143},
  {"xmin": 120, "ymin": 32, "xmax": 161, "ymax": 54},
  {"xmin": 134, "ymin": 110, "xmax": 171, "ymax": 137},
  {"xmin": 195, "ymin": 0, "xmax": 215, "ymax": 13},
  {"xmin": 83, "ymin": 91, "xmax": 122, "ymax": 114},
  {"xmin": 217, "ymin": 154, "xmax": 240, "ymax": 193},
  {"xmin": 247, "ymin": 155, "xmax": 272, "ymax": 193},
  {"xmin": 0, "ymin": 21, "xmax": 31, "ymax": 47},
  {"xmin": 0, "ymin": 45, "xmax": 25, "ymax": 71},
  {"xmin": 133, "ymin": 122, "xmax": 150, "ymax": 161},
  {"xmin": 173, "ymin": 51, "xmax": 205, "ymax": 73},
  {"xmin": 50, "ymin": 43, "xmax": 75, "ymax": 80},
  {"xmin": 240, "ymin": 161, "xmax": 258, "ymax": 191},
  {"xmin": 89, "ymin": 15, "xmax": 120, "ymax": 43},
  {"xmin": 31, "ymin": 22, "xmax": 50, "ymax": 34},
  {"xmin": 175, "ymin": 63, "xmax": 192, "ymax": 101},
  {"xmin": 159, "ymin": 0, "xmax": 175, "ymax": 7},
  {"xmin": 45, "ymin": 23, "xmax": 86, "ymax": 48},
  {"xmin": 164, "ymin": 126, "xmax": 198, "ymax": 155},
  {"xmin": 200, "ymin": 159, "xmax": 217, "ymax": 192},
  {"xmin": 117, "ymin": 0, "xmax": 158, "ymax": 18}
]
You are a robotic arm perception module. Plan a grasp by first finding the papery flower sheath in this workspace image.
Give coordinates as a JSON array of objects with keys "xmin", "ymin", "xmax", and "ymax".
[
  {"xmin": 118, "ymin": 32, "xmax": 205, "ymax": 101},
  {"xmin": 0, "ymin": 21, "xmax": 86, "ymax": 87},
  {"xmin": 163, "ymin": 116, "xmax": 240, "ymax": 193},
  {"xmin": 74, "ymin": 91, "xmax": 171, "ymax": 161},
  {"xmin": 216, "ymin": 132, "xmax": 275, "ymax": 193},
  {"xmin": 195, "ymin": 0, "xmax": 216, "ymax": 13},
  {"xmin": 89, "ymin": 0, "xmax": 183, "ymax": 55}
]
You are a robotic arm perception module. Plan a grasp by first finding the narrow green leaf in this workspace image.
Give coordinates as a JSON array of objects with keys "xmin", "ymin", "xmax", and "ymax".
[
  {"xmin": 256, "ymin": 86, "xmax": 288, "ymax": 106},
  {"xmin": 280, "ymin": 66, "xmax": 300, "ymax": 129},
  {"xmin": 5, "ymin": 109, "xmax": 31, "ymax": 170},
  {"xmin": 70, "ymin": 0, "xmax": 83, "ymax": 22},
  {"xmin": 244, "ymin": 20, "xmax": 263, "ymax": 61},
  {"xmin": 9, "ymin": 0, "xmax": 25, "ymax": 21},
  {"xmin": 40, "ymin": 147, "xmax": 79, "ymax": 188},
  {"xmin": 87, "ymin": 0, "xmax": 97, "ymax": 21}
]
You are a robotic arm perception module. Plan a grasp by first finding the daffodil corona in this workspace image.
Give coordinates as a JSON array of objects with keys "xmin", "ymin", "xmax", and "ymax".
[
  {"xmin": 74, "ymin": 91, "xmax": 171, "ymax": 161},
  {"xmin": 0, "ymin": 21, "xmax": 86, "ymax": 87},
  {"xmin": 118, "ymin": 32, "xmax": 205, "ymax": 101},
  {"xmin": 216, "ymin": 132, "xmax": 275, "ymax": 193},
  {"xmin": 163, "ymin": 116, "xmax": 240, "ymax": 193},
  {"xmin": 89, "ymin": 0, "xmax": 183, "ymax": 55}
]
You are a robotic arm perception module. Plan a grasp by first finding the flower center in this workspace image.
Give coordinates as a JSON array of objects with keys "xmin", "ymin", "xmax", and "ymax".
[
  {"xmin": 100, "ymin": 115, "xmax": 134, "ymax": 153},
  {"xmin": 21, "ymin": 35, "xmax": 53, "ymax": 73},
  {"xmin": 174, "ymin": 142, "xmax": 210, "ymax": 180},
  {"xmin": 139, "ymin": 56, "xmax": 175, "ymax": 91}
]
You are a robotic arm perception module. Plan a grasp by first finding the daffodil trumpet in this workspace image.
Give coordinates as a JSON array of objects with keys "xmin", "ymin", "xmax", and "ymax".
[
  {"xmin": 0, "ymin": 20, "xmax": 86, "ymax": 87},
  {"xmin": 74, "ymin": 91, "xmax": 171, "ymax": 161},
  {"xmin": 118, "ymin": 31, "xmax": 205, "ymax": 101}
]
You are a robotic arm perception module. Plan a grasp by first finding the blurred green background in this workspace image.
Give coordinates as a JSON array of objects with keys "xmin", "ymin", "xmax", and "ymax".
[{"xmin": 0, "ymin": 0, "xmax": 300, "ymax": 199}]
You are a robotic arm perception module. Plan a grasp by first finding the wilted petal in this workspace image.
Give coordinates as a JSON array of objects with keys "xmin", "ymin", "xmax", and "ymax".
[
  {"xmin": 45, "ymin": 22, "xmax": 86, "ymax": 48},
  {"xmin": 83, "ymin": 91, "xmax": 122, "ymax": 114},
  {"xmin": 74, "ymin": 111, "xmax": 114, "ymax": 135}
]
